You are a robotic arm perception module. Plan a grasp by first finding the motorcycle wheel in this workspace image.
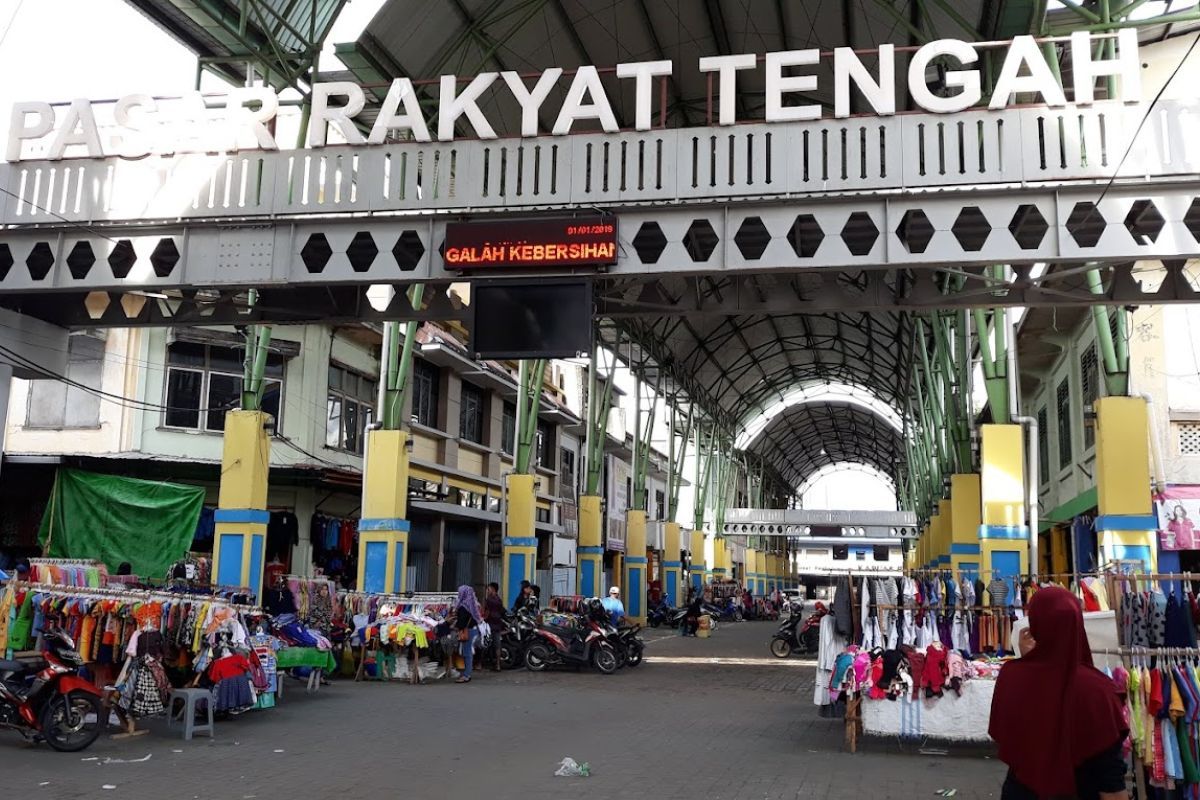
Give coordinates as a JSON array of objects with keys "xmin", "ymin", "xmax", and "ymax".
[
  {"xmin": 39, "ymin": 692, "xmax": 103, "ymax": 752},
  {"xmin": 709, "ymin": 619, "xmax": 719, "ymax": 633},
  {"xmin": 524, "ymin": 643, "xmax": 552, "ymax": 672},
  {"xmin": 625, "ymin": 641, "xmax": 644, "ymax": 668},
  {"xmin": 648, "ymin": 617, "xmax": 661, "ymax": 628},
  {"xmin": 769, "ymin": 637, "xmax": 793, "ymax": 659},
  {"xmin": 734, "ymin": 610, "xmax": 744, "ymax": 622},
  {"xmin": 499, "ymin": 642, "xmax": 518, "ymax": 670},
  {"xmin": 592, "ymin": 645, "xmax": 618, "ymax": 675}
]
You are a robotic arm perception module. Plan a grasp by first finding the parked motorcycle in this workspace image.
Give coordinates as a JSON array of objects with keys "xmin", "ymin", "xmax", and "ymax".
[
  {"xmin": 613, "ymin": 624, "xmax": 644, "ymax": 668},
  {"xmin": 647, "ymin": 599, "xmax": 675, "ymax": 628},
  {"xmin": 498, "ymin": 607, "xmax": 538, "ymax": 670},
  {"xmin": 703, "ymin": 599, "xmax": 743, "ymax": 623},
  {"xmin": 524, "ymin": 601, "xmax": 618, "ymax": 674},
  {"xmin": 769, "ymin": 602, "xmax": 827, "ymax": 658},
  {"xmin": 0, "ymin": 627, "xmax": 105, "ymax": 751}
]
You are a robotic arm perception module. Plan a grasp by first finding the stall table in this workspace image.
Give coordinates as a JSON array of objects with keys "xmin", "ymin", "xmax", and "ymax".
[
  {"xmin": 275, "ymin": 647, "xmax": 337, "ymax": 695},
  {"xmin": 861, "ymin": 680, "xmax": 995, "ymax": 742}
]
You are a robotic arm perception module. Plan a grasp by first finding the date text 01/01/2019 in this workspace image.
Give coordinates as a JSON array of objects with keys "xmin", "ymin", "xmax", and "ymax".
[{"xmin": 566, "ymin": 224, "xmax": 615, "ymax": 236}]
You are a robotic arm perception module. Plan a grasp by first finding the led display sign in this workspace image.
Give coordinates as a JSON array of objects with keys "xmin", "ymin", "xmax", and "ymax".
[{"xmin": 443, "ymin": 216, "xmax": 617, "ymax": 269}]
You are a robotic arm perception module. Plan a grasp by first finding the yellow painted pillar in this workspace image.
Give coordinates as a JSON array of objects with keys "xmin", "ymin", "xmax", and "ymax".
[
  {"xmin": 980, "ymin": 424, "xmax": 1028, "ymax": 580},
  {"xmin": 577, "ymin": 495, "xmax": 603, "ymax": 597},
  {"xmin": 937, "ymin": 499, "xmax": 953, "ymax": 568},
  {"xmin": 926, "ymin": 511, "xmax": 941, "ymax": 569},
  {"xmin": 1095, "ymin": 396, "xmax": 1157, "ymax": 572},
  {"xmin": 503, "ymin": 474, "xmax": 538, "ymax": 608},
  {"xmin": 356, "ymin": 429, "xmax": 412, "ymax": 594},
  {"xmin": 625, "ymin": 510, "xmax": 647, "ymax": 624},
  {"xmin": 663, "ymin": 522, "xmax": 683, "ymax": 607},
  {"xmin": 703, "ymin": 534, "xmax": 715, "ymax": 586},
  {"xmin": 949, "ymin": 474, "xmax": 982, "ymax": 580},
  {"xmin": 712, "ymin": 537, "xmax": 727, "ymax": 581},
  {"xmin": 690, "ymin": 529, "xmax": 705, "ymax": 594},
  {"xmin": 213, "ymin": 410, "xmax": 271, "ymax": 600},
  {"xmin": 744, "ymin": 548, "xmax": 757, "ymax": 597}
]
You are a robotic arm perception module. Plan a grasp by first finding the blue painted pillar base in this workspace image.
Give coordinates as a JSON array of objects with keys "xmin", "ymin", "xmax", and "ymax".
[
  {"xmin": 662, "ymin": 562, "xmax": 682, "ymax": 607},
  {"xmin": 625, "ymin": 556, "xmax": 647, "ymax": 619},
  {"xmin": 213, "ymin": 509, "xmax": 268, "ymax": 600},
  {"xmin": 358, "ymin": 518, "xmax": 411, "ymax": 594},
  {"xmin": 504, "ymin": 537, "xmax": 537, "ymax": 609},
  {"xmin": 578, "ymin": 546, "xmax": 603, "ymax": 598},
  {"xmin": 1096, "ymin": 514, "xmax": 1158, "ymax": 572}
]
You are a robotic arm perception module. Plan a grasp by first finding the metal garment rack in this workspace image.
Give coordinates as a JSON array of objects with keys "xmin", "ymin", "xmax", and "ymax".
[{"xmin": 11, "ymin": 580, "xmax": 262, "ymax": 614}]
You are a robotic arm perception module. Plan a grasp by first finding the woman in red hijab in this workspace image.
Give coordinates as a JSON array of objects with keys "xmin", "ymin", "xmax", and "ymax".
[{"xmin": 989, "ymin": 586, "xmax": 1128, "ymax": 799}]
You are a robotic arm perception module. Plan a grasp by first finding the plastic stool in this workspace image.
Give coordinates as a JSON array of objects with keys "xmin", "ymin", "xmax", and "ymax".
[{"xmin": 167, "ymin": 688, "xmax": 214, "ymax": 741}]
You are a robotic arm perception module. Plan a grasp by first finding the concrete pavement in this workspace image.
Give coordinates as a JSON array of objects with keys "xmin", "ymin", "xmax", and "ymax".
[{"xmin": 0, "ymin": 620, "xmax": 1005, "ymax": 799}]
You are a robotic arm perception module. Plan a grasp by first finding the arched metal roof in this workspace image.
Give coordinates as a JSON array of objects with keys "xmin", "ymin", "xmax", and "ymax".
[{"xmin": 745, "ymin": 400, "xmax": 904, "ymax": 488}]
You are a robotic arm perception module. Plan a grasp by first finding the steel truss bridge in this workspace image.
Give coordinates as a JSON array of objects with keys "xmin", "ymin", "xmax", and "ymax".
[{"xmin": 2, "ymin": 99, "xmax": 1200, "ymax": 329}]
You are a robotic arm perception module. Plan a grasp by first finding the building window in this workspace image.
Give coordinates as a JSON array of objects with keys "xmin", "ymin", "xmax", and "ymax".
[
  {"xmin": 1180, "ymin": 422, "xmax": 1200, "ymax": 456},
  {"xmin": 1080, "ymin": 343, "xmax": 1098, "ymax": 450},
  {"xmin": 326, "ymin": 364, "xmax": 376, "ymax": 454},
  {"xmin": 1037, "ymin": 406, "xmax": 1050, "ymax": 485},
  {"xmin": 501, "ymin": 401, "xmax": 516, "ymax": 454},
  {"xmin": 560, "ymin": 446, "xmax": 577, "ymax": 498},
  {"xmin": 655, "ymin": 490, "xmax": 666, "ymax": 520},
  {"xmin": 873, "ymin": 545, "xmax": 890, "ymax": 562},
  {"xmin": 411, "ymin": 359, "xmax": 440, "ymax": 429},
  {"xmin": 164, "ymin": 341, "xmax": 282, "ymax": 433},
  {"xmin": 1056, "ymin": 377, "xmax": 1072, "ymax": 470},
  {"xmin": 459, "ymin": 382, "xmax": 485, "ymax": 444},
  {"xmin": 26, "ymin": 334, "xmax": 104, "ymax": 429},
  {"xmin": 536, "ymin": 420, "xmax": 555, "ymax": 469}
]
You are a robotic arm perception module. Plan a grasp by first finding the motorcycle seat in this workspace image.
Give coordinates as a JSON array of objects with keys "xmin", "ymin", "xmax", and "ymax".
[{"xmin": 0, "ymin": 658, "xmax": 31, "ymax": 678}]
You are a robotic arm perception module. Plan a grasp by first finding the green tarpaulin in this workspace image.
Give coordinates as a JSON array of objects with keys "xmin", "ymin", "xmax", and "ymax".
[{"xmin": 38, "ymin": 468, "xmax": 204, "ymax": 578}]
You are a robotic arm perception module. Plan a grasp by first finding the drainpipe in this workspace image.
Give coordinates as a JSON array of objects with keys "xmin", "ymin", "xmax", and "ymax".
[
  {"xmin": 1013, "ymin": 414, "xmax": 1040, "ymax": 577},
  {"xmin": 1137, "ymin": 392, "xmax": 1168, "ymax": 495},
  {"xmin": 1007, "ymin": 305, "xmax": 1039, "ymax": 575}
]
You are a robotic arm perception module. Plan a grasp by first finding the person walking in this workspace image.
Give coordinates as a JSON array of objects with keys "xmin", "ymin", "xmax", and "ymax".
[
  {"xmin": 989, "ymin": 586, "xmax": 1129, "ymax": 799},
  {"xmin": 483, "ymin": 582, "xmax": 505, "ymax": 672},
  {"xmin": 455, "ymin": 585, "xmax": 483, "ymax": 684}
]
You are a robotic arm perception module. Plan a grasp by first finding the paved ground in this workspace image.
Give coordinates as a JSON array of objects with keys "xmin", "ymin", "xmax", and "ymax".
[{"xmin": 0, "ymin": 621, "xmax": 1006, "ymax": 799}]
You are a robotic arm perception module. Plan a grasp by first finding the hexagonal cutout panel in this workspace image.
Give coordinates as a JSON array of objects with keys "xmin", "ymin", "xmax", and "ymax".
[
  {"xmin": 1186, "ymin": 198, "xmax": 1200, "ymax": 243},
  {"xmin": 952, "ymin": 206, "xmax": 991, "ymax": 252},
  {"xmin": 632, "ymin": 222, "xmax": 667, "ymax": 264},
  {"xmin": 347, "ymin": 231, "xmax": 378, "ymax": 273},
  {"xmin": 26, "ymin": 242, "xmax": 54, "ymax": 281},
  {"xmin": 1124, "ymin": 199, "xmax": 1165, "ymax": 245},
  {"xmin": 841, "ymin": 212, "xmax": 879, "ymax": 256},
  {"xmin": 301, "ymin": 233, "xmax": 333, "ymax": 273},
  {"xmin": 1008, "ymin": 205, "xmax": 1049, "ymax": 250},
  {"xmin": 393, "ymin": 231, "xmax": 425, "ymax": 271},
  {"xmin": 734, "ymin": 216, "xmax": 770, "ymax": 260},
  {"xmin": 150, "ymin": 238, "xmax": 180, "ymax": 278},
  {"xmin": 108, "ymin": 239, "xmax": 137, "ymax": 280},
  {"xmin": 0, "ymin": 243, "xmax": 13, "ymax": 281},
  {"xmin": 896, "ymin": 209, "xmax": 934, "ymax": 254},
  {"xmin": 66, "ymin": 241, "xmax": 96, "ymax": 280},
  {"xmin": 683, "ymin": 219, "xmax": 719, "ymax": 262},
  {"xmin": 787, "ymin": 214, "xmax": 824, "ymax": 258},
  {"xmin": 1066, "ymin": 201, "xmax": 1105, "ymax": 248}
]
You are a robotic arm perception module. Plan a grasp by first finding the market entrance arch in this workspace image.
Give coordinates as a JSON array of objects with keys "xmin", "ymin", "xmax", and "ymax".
[{"xmin": 1, "ymin": 7, "xmax": 1198, "ymax": 609}]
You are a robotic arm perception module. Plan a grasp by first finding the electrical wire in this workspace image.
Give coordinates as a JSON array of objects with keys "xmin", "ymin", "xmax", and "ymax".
[{"xmin": 1095, "ymin": 30, "xmax": 1200, "ymax": 205}]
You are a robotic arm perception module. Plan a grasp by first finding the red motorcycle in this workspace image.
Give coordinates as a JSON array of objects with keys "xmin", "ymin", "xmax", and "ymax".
[
  {"xmin": 769, "ymin": 602, "xmax": 828, "ymax": 658},
  {"xmin": 0, "ymin": 627, "xmax": 105, "ymax": 751},
  {"xmin": 523, "ymin": 600, "xmax": 619, "ymax": 675}
]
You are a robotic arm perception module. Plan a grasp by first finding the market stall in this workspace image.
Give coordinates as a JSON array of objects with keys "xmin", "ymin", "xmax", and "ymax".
[{"xmin": 339, "ymin": 591, "xmax": 457, "ymax": 683}]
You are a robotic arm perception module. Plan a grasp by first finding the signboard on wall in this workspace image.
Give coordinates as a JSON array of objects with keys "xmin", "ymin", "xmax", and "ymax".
[
  {"xmin": 606, "ymin": 455, "xmax": 630, "ymax": 552},
  {"xmin": 1156, "ymin": 488, "xmax": 1200, "ymax": 550}
]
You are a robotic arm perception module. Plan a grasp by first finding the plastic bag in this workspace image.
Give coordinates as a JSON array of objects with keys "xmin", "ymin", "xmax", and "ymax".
[{"xmin": 554, "ymin": 757, "xmax": 591, "ymax": 777}]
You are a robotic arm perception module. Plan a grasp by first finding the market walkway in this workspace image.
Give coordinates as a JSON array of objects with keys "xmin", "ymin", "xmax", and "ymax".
[{"xmin": 0, "ymin": 622, "xmax": 1004, "ymax": 799}]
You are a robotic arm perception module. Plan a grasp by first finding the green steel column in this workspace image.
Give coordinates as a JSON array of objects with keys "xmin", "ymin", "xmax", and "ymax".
[
  {"xmin": 1086, "ymin": 269, "xmax": 1129, "ymax": 396},
  {"xmin": 585, "ymin": 350, "xmax": 616, "ymax": 495},
  {"xmin": 514, "ymin": 359, "xmax": 546, "ymax": 474}
]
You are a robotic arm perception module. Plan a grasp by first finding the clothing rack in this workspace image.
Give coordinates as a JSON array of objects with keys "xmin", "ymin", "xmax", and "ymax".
[
  {"xmin": 14, "ymin": 581, "xmax": 263, "ymax": 614},
  {"xmin": 28, "ymin": 558, "xmax": 107, "ymax": 565}
]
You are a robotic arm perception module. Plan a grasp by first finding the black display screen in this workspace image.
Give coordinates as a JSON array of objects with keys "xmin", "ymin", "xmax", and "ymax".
[{"xmin": 470, "ymin": 280, "xmax": 593, "ymax": 360}]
